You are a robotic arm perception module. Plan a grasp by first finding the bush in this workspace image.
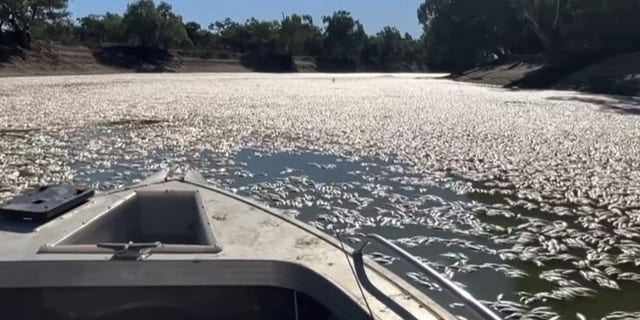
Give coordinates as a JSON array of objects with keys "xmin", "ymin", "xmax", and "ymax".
[
  {"xmin": 240, "ymin": 50, "xmax": 295, "ymax": 72},
  {"xmin": 94, "ymin": 45, "xmax": 173, "ymax": 68}
]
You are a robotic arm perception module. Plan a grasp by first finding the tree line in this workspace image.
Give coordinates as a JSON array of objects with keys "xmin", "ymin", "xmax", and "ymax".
[
  {"xmin": 418, "ymin": 0, "xmax": 640, "ymax": 72},
  {"xmin": 2, "ymin": 0, "xmax": 639, "ymax": 73},
  {"xmin": 1, "ymin": 0, "xmax": 422, "ymax": 71}
]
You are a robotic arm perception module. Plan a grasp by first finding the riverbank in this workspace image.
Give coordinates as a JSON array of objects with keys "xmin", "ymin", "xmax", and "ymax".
[
  {"xmin": 0, "ymin": 42, "xmax": 422, "ymax": 77},
  {"xmin": 4, "ymin": 43, "xmax": 640, "ymax": 98},
  {"xmin": 0, "ymin": 43, "xmax": 254, "ymax": 77},
  {"xmin": 455, "ymin": 52, "xmax": 640, "ymax": 96}
]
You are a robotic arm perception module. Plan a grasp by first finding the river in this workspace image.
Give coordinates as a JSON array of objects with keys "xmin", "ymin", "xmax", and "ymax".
[{"xmin": 1, "ymin": 73, "xmax": 640, "ymax": 320}]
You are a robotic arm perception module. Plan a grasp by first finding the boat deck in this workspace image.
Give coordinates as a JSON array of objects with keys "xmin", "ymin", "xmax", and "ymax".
[{"xmin": 0, "ymin": 174, "xmax": 456, "ymax": 320}]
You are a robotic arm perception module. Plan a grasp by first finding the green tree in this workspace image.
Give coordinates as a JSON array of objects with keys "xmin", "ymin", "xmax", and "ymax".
[
  {"xmin": 210, "ymin": 18, "xmax": 250, "ymax": 51},
  {"xmin": 32, "ymin": 15, "xmax": 74, "ymax": 43},
  {"xmin": 402, "ymin": 33, "xmax": 421, "ymax": 69},
  {"xmin": 102, "ymin": 13, "xmax": 125, "ymax": 43},
  {"xmin": 121, "ymin": 0, "xmax": 188, "ymax": 48},
  {"xmin": 418, "ymin": 0, "xmax": 640, "ymax": 73},
  {"xmin": 156, "ymin": 2, "xmax": 189, "ymax": 48},
  {"xmin": 321, "ymin": 11, "xmax": 366, "ymax": 60},
  {"xmin": 122, "ymin": 0, "xmax": 159, "ymax": 46},
  {"xmin": 76, "ymin": 13, "xmax": 125, "ymax": 44},
  {"xmin": 184, "ymin": 21, "xmax": 201, "ymax": 41},
  {"xmin": 209, "ymin": 17, "xmax": 280, "ymax": 52},
  {"xmin": 376, "ymin": 27, "xmax": 406, "ymax": 70},
  {"xmin": 0, "ymin": 0, "xmax": 69, "ymax": 47},
  {"xmin": 417, "ymin": 0, "xmax": 530, "ymax": 72},
  {"xmin": 514, "ymin": 0, "xmax": 640, "ymax": 57},
  {"xmin": 514, "ymin": 0, "xmax": 564, "ymax": 54},
  {"xmin": 360, "ymin": 35, "xmax": 381, "ymax": 68},
  {"xmin": 244, "ymin": 18, "xmax": 279, "ymax": 44},
  {"xmin": 279, "ymin": 14, "xmax": 321, "ymax": 56},
  {"xmin": 184, "ymin": 21, "xmax": 205, "ymax": 45},
  {"xmin": 361, "ymin": 27, "xmax": 419, "ymax": 71},
  {"xmin": 77, "ymin": 14, "xmax": 106, "ymax": 43}
]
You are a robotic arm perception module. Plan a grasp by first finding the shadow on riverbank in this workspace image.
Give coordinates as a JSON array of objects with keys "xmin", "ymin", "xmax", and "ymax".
[
  {"xmin": 0, "ymin": 42, "xmax": 423, "ymax": 77},
  {"xmin": 547, "ymin": 95, "xmax": 640, "ymax": 116},
  {"xmin": 455, "ymin": 52, "xmax": 640, "ymax": 97}
]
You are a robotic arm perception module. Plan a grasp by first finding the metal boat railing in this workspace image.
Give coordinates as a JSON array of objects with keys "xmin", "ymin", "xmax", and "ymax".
[{"xmin": 353, "ymin": 234, "xmax": 503, "ymax": 320}]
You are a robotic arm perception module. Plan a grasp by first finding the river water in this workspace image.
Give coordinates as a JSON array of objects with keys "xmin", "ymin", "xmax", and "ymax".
[{"xmin": 1, "ymin": 73, "xmax": 640, "ymax": 320}]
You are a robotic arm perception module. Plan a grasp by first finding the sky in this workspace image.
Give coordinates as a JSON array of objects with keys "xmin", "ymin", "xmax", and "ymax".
[{"xmin": 68, "ymin": 0, "xmax": 425, "ymax": 37}]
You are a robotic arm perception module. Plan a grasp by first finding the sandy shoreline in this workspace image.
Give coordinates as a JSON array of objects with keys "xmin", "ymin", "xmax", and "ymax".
[{"xmin": 454, "ymin": 53, "xmax": 640, "ymax": 96}]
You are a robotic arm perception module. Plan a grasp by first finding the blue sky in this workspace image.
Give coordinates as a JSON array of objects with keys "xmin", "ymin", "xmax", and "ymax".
[{"xmin": 68, "ymin": 0, "xmax": 425, "ymax": 36}]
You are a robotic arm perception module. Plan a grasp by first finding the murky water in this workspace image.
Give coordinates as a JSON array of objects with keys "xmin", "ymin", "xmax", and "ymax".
[
  {"xmin": 2, "ymin": 73, "xmax": 640, "ymax": 320},
  {"xmin": 222, "ymin": 149, "xmax": 640, "ymax": 320}
]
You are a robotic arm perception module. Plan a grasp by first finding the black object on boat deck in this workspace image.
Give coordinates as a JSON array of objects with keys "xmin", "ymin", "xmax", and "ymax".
[{"xmin": 0, "ymin": 185, "xmax": 94, "ymax": 221}]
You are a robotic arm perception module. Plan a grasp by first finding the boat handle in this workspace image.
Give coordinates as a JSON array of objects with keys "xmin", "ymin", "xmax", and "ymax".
[
  {"xmin": 354, "ymin": 234, "xmax": 503, "ymax": 320},
  {"xmin": 97, "ymin": 241, "xmax": 163, "ymax": 260}
]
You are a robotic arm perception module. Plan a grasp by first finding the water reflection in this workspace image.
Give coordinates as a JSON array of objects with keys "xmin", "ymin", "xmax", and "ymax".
[{"xmin": 66, "ymin": 147, "xmax": 640, "ymax": 320}]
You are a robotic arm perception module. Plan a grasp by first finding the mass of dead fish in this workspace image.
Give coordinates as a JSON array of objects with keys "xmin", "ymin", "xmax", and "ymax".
[{"xmin": 2, "ymin": 73, "xmax": 640, "ymax": 320}]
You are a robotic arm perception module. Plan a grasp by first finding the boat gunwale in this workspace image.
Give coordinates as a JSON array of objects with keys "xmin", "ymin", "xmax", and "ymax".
[
  {"xmin": 179, "ymin": 172, "xmax": 457, "ymax": 320},
  {"xmin": 0, "ymin": 171, "xmax": 458, "ymax": 320}
]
